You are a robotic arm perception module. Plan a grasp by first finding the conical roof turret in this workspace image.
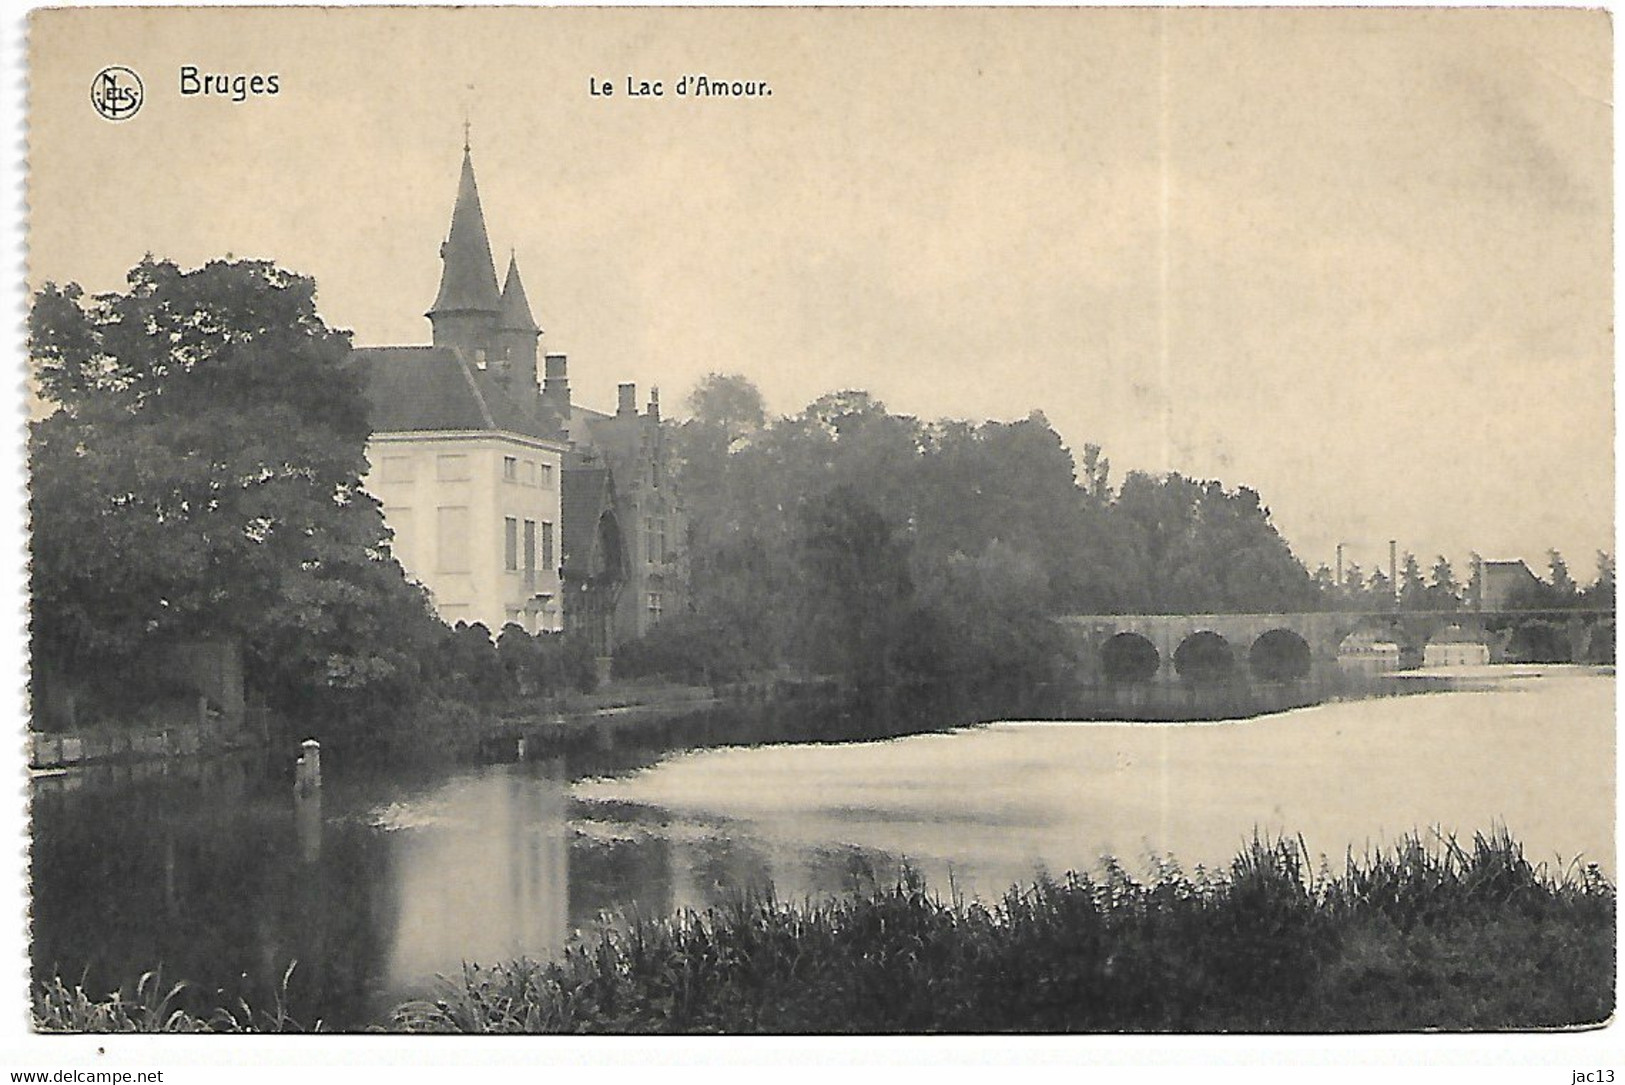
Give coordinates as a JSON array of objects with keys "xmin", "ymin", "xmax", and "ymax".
[
  {"xmin": 428, "ymin": 145, "xmax": 502, "ymax": 317},
  {"xmin": 499, "ymin": 252, "xmax": 541, "ymax": 333}
]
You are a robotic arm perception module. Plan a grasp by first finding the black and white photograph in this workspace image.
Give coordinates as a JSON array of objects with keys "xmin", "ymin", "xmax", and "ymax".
[{"xmin": 12, "ymin": 3, "xmax": 1617, "ymax": 1071}]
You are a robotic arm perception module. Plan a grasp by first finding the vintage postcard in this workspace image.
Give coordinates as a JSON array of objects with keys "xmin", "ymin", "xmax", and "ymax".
[{"xmin": 15, "ymin": 3, "xmax": 1617, "ymax": 1069}]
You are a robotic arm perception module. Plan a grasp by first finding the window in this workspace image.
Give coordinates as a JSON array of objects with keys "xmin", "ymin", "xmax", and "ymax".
[
  {"xmin": 502, "ymin": 456, "xmax": 518, "ymax": 482},
  {"xmin": 381, "ymin": 456, "xmax": 414, "ymax": 483},
  {"xmin": 523, "ymin": 520, "xmax": 537, "ymax": 588},
  {"xmin": 522, "ymin": 459, "xmax": 537, "ymax": 486},
  {"xmin": 436, "ymin": 507, "xmax": 470, "ymax": 572},
  {"xmin": 647, "ymin": 591, "xmax": 663, "ymax": 624},
  {"xmin": 436, "ymin": 454, "xmax": 470, "ymax": 481},
  {"xmin": 504, "ymin": 517, "xmax": 519, "ymax": 572},
  {"xmin": 541, "ymin": 521, "xmax": 555, "ymax": 572},
  {"xmin": 538, "ymin": 463, "xmax": 555, "ymax": 489},
  {"xmin": 647, "ymin": 515, "xmax": 667, "ymax": 565}
]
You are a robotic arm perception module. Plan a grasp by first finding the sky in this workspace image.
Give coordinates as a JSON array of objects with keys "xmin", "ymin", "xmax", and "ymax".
[{"xmin": 26, "ymin": 7, "xmax": 1614, "ymax": 581}]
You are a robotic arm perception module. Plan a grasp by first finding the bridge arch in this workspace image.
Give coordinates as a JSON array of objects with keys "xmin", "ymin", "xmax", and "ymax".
[
  {"xmin": 1173, "ymin": 631, "xmax": 1234, "ymax": 681},
  {"xmin": 1248, "ymin": 628, "xmax": 1311, "ymax": 681},
  {"xmin": 1101, "ymin": 632, "xmax": 1160, "ymax": 682}
]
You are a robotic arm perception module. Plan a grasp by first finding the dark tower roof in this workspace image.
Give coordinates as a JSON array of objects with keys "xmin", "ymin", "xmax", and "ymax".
[
  {"xmin": 428, "ymin": 146, "xmax": 502, "ymax": 317},
  {"xmin": 499, "ymin": 253, "xmax": 541, "ymax": 333}
]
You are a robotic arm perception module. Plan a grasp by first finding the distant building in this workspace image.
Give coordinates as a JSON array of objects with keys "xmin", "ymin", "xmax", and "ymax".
[
  {"xmin": 1479, "ymin": 559, "xmax": 1540, "ymax": 612},
  {"xmin": 1422, "ymin": 626, "xmax": 1490, "ymax": 668},
  {"xmin": 357, "ymin": 140, "xmax": 684, "ymax": 649},
  {"xmin": 1336, "ymin": 630, "xmax": 1401, "ymax": 674}
]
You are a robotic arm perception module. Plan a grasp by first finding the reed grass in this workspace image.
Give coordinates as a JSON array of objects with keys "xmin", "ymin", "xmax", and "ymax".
[
  {"xmin": 33, "ymin": 962, "xmax": 315, "ymax": 1033},
  {"xmin": 36, "ymin": 830, "xmax": 1614, "ymax": 1033},
  {"xmin": 390, "ymin": 829, "xmax": 1615, "ymax": 1034}
]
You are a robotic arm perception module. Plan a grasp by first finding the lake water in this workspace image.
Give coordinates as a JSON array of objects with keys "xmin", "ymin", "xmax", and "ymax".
[{"xmin": 30, "ymin": 667, "xmax": 1614, "ymax": 1030}]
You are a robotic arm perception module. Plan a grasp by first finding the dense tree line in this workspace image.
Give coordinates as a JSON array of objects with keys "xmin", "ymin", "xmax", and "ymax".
[
  {"xmin": 1313, "ymin": 548, "xmax": 1615, "ymax": 614},
  {"xmin": 34, "ymin": 262, "xmax": 1610, "ymax": 723},
  {"xmin": 616, "ymin": 374, "xmax": 1321, "ymax": 688}
]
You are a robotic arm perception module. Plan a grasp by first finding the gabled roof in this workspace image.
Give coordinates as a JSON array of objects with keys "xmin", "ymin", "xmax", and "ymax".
[
  {"xmin": 355, "ymin": 345, "xmax": 561, "ymax": 443},
  {"xmin": 428, "ymin": 147, "xmax": 502, "ymax": 317},
  {"xmin": 499, "ymin": 254, "xmax": 540, "ymax": 333}
]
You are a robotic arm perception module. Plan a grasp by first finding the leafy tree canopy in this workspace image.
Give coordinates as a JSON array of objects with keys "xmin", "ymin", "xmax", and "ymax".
[{"xmin": 30, "ymin": 258, "xmax": 433, "ymax": 718}]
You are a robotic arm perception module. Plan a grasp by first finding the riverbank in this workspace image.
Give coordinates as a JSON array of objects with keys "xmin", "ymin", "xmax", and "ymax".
[
  {"xmin": 29, "ymin": 659, "xmax": 1537, "ymax": 774},
  {"xmin": 28, "ymin": 716, "xmax": 265, "ymax": 772},
  {"xmin": 25, "ymin": 672, "xmax": 824, "ymax": 772},
  {"xmin": 472, "ymin": 673, "xmax": 841, "ymax": 759},
  {"xmin": 34, "ymin": 829, "xmax": 1614, "ymax": 1033}
]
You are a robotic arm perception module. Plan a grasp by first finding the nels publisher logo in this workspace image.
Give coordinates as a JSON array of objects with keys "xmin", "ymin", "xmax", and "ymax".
[{"xmin": 90, "ymin": 66, "xmax": 144, "ymax": 121}]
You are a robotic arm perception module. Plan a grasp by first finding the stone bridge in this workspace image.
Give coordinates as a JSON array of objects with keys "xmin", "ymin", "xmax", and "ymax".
[{"xmin": 1056, "ymin": 611, "xmax": 1495, "ymax": 683}]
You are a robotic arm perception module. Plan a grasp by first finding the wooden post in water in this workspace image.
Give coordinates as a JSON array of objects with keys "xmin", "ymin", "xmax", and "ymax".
[{"xmin": 295, "ymin": 738, "xmax": 322, "ymax": 797}]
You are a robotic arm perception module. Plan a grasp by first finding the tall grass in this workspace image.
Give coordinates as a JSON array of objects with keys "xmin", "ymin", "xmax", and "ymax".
[
  {"xmin": 390, "ymin": 828, "xmax": 1614, "ymax": 1033},
  {"xmin": 36, "ymin": 830, "xmax": 1614, "ymax": 1033},
  {"xmin": 33, "ymin": 962, "xmax": 315, "ymax": 1033}
]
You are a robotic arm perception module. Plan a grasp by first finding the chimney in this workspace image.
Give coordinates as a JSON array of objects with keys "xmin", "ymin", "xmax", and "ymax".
[
  {"xmin": 647, "ymin": 386, "xmax": 661, "ymax": 422},
  {"xmin": 617, "ymin": 383, "xmax": 637, "ymax": 417},
  {"xmin": 542, "ymin": 353, "xmax": 570, "ymax": 406}
]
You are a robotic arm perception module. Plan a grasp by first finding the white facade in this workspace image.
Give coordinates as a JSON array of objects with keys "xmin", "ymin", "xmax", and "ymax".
[
  {"xmin": 1423, "ymin": 641, "xmax": 1490, "ymax": 668},
  {"xmin": 1337, "ymin": 634, "xmax": 1401, "ymax": 673},
  {"xmin": 364, "ymin": 430, "xmax": 569, "ymax": 634}
]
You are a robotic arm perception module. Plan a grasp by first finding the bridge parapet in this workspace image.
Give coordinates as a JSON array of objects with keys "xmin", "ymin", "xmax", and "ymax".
[{"xmin": 1055, "ymin": 611, "xmax": 1503, "ymax": 680}]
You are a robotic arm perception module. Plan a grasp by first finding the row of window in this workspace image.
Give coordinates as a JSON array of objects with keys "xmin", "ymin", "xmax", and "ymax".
[
  {"xmin": 504, "ymin": 516, "xmax": 556, "ymax": 578},
  {"xmin": 384, "ymin": 506, "xmax": 557, "ymax": 580},
  {"xmin": 380, "ymin": 453, "xmax": 555, "ymax": 488},
  {"xmin": 501, "ymin": 455, "xmax": 554, "ymax": 488}
]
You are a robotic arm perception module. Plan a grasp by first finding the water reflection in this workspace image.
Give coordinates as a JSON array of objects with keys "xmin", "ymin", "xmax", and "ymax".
[
  {"xmin": 29, "ymin": 669, "xmax": 1614, "ymax": 1031},
  {"xmin": 295, "ymin": 790, "xmax": 322, "ymax": 864},
  {"xmin": 381, "ymin": 764, "xmax": 571, "ymax": 986},
  {"xmin": 577, "ymin": 670, "xmax": 1615, "ymax": 902},
  {"xmin": 31, "ymin": 751, "xmax": 401, "ymax": 1029}
]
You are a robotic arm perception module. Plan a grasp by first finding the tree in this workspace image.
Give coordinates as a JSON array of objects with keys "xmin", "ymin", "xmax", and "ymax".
[
  {"xmin": 1110, "ymin": 472, "xmax": 1317, "ymax": 613},
  {"xmin": 1586, "ymin": 551, "xmax": 1615, "ymax": 612},
  {"xmin": 1311, "ymin": 563, "xmax": 1336, "ymax": 606},
  {"xmin": 30, "ymin": 257, "xmax": 436, "ymax": 720},
  {"xmin": 685, "ymin": 372, "xmax": 768, "ymax": 448},
  {"xmin": 1548, "ymin": 549, "xmax": 1580, "ymax": 606},
  {"xmin": 1367, "ymin": 567, "xmax": 1393, "ymax": 607},
  {"xmin": 1427, "ymin": 555, "xmax": 1461, "ymax": 611},
  {"xmin": 1342, "ymin": 562, "xmax": 1366, "ymax": 606},
  {"xmin": 1398, "ymin": 552, "xmax": 1428, "ymax": 611},
  {"xmin": 793, "ymin": 486, "xmax": 914, "ymax": 686},
  {"xmin": 1079, "ymin": 442, "xmax": 1112, "ymax": 504}
]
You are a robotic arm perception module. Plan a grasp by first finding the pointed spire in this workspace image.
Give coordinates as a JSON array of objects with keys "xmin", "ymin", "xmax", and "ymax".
[
  {"xmin": 428, "ymin": 143, "xmax": 501, "ymax": 319},
  {"xmin": 499, "ymin": 252, "xmax": 540, "ymax": 333}
]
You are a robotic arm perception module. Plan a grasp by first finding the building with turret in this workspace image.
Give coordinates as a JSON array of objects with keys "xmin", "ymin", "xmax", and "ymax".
[{"xmin": 356, "ymin": 140, "xmax": 684, "ymax": 655}]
